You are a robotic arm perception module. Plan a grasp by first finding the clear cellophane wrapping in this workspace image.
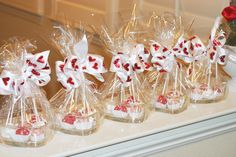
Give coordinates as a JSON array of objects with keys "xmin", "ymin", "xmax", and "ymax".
[
  {"xmin": 50, "ymin": 25, "xmax": 105, "ymax": 135},
  {"xmin": 0, "ymin": 38, "xmax": 54, "ymax": 147},
  {"xmin": 96, "ymin": 7, "xmax": 152, "ymax": 123},
  {"xmin": 186, "ymin": 17, "xmax": 229, "ymax": 103},
  {"xmin": 147, "ymin": 12, "xmax": 189, "ymax": 113}
]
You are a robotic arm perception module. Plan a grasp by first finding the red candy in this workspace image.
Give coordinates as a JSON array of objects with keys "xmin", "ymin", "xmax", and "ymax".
[
  {"xmin": 62, "ymin": 114, "xmax": 76, "ymax": 125},
  {"xmin": 114, "ymin": 105, "xmax": 127, "ymax": 112},
  {"xmin": 16, "ymin": 127, "xmax": 30, "ymax": 136},
  {"xmin": 157, "ymin": 95, "xmax": 167, "ymax": 104},
  {"xmin": 120, "ymin": 106, "xmax": 127, "ymax": 112},
  {"xmin": 114, "ymin": 105, "xmax": 121, "ymax": 111}
]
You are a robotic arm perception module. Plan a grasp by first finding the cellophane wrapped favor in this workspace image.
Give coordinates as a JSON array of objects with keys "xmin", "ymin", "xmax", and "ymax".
[
  {"xmin": 0, "ymin": 38, "xmax": 54, "ymax": 147},
  {"xmin": 50, "ymin": 25, "xmax": 106, "ymax": 135},
  {"xmin": 187, "ymin": 17, "xmax": 229, "ymax": 103},
  {"xmin": 149, "ymin": 41, "xmax": 189, "ymax": 114},
  {"xmin": 147, "ymin": 13, "xmax": 189, "ymax": 114},
  {"xmin": 98, "ymin": 11, "xmax": 152, "ymax": 123}
]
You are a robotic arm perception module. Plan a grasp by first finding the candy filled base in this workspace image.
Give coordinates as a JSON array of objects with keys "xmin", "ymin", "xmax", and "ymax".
[
  {"xmin": 1, "ymin": 115, "xmax": 50, "ymax": 147},
  {"xmin": 190, "ymin": 83, "xmax": 227, "ymax": 103},
  {"xmin": 104, "ymin": 96, "xmax": 147, "ymax": 123},
  {"xmin": 56, "ymin": 110, "xmax": 100, "ymax": 136},
  {"xmin": 153, "ymin": 91, "xmax": 188, "ymax": 114}
]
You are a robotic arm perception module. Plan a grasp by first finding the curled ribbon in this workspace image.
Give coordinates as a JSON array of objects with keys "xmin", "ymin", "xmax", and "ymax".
[
  {"xmin": 0, "ymin": 50, "xmax": 51, "ymax": 96},
  {"xmin": 173, "ymin": 35, "xmax": 206, "ymax": 63},
  {"xmin": 110, "ymin": 44, "xmax": 152, "ymax": 86},
  {"xmin": 150, "ymin": 42, "xmax": 175, "ymax": 73},
  {"xmin": 56, "ymin": 35, "xmax": 106, "ymax": 91}
]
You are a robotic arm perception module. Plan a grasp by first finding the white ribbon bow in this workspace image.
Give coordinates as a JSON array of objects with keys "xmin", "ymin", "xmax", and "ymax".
[
  {"xmin": 110, "ymin": 43, "xmax": 152, "ymax": 86},
  {"xmin": 56, "ymin": 35, "xmax": 106, "ymax": 91},
  {"xmin": 150, "ymin": 42, "xmax": 175, "ymax": 73},
  {"xmin": 173, "ymin": 35, "xmax": 206, "ymax": 63},
  {"xmin": 0, "ymin": 50, "xmax": 51, "ymax": 96}
]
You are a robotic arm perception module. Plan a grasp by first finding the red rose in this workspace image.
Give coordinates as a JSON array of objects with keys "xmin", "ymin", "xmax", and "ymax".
[{"xmin": 222, "ymin": 6, "xmax": 236, "ymax": 21}]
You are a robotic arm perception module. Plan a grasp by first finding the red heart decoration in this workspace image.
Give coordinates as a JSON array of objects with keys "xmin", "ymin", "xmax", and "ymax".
[
  {"xmin": 173, "ymin": 48, "xmax": 178, "ymax": 51},
  {"xmin": 31, "ymin": 69, "xmax": 40, "ymax": 76},
  {"xmin": 59, "ymin": 64, "xmax": 65, "ymax": 72},
  {"xmin": 183, "ymin": 47, "xmax": 188, "ymax": 55},
  {"xmin": 153, "ymin": 44, "xmax": 160, "ymax": 51},
  {"xmin": 126, "ymin": 76, "xmax": 132, "ymax": 82},
  {"xmin": 123, "ymin": 63, "xmax": 130, "ymax": 71},
  {"xmin": 133, "ymin": 63, "xmax": 141, "ymax": 71},
  {"xmin": 37, "ymin": 56, "xmax": 45, "ymax": 63},
  {"xmin": 210, "ymin": 52, "xmax": 215, "ymax": 60},
  {"xmin": 179, "ymin": 42, "xmax": 183, "ymax": 48},
  {"xmin": 113, "ymin": 58, "xmax": 120, "ymax": 68},
  {"xmin": 220, "ymin": 55, "xmax": 226, "ymax": 63},
  {"xmin": 42, "ymin": 65, "xmax": 50, "ymax": 70},
  {"xmin": 213, "ymin": 39, "xmax": 221, "ymax": 46},
  {"xmin": 71, "ymin": 58, "xmax": 78, "ymax": 69},
  {"xmin": 88, "ymin": 56, "xmax": 96, "ymax": 62},
  {"xmin": 67, "ymin": 77, "xmax": 75, "ymax": 85},
  {"xmin": 26, "ymin": 60, "xmax": 37, "ymax": 67},
  {"xmin": 154, "ymin": 62, "xmax": 161, "ymax": 67},
  {"xmin": 92, "ymin": 63, "xmax": 98, "ymax": 70},
  {"xmin": 2, "ymin": 77, "xmax": 10, "ymax": 86},
  {"xmin": 195, "ymin": 43, "xmax": 202, "ymax": 48},
  {"xmin": 163, "ymin": 47, "xmax": 168, "ymax": 52}
]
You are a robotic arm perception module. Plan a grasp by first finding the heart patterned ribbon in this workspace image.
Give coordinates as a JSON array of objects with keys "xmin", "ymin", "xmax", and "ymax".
[
  {"xmin": 56, "ymin": 35, "xmax": 106, "ymax": 91},
  {"xmin": 150, "ymin": 42, "xmax": 175, "ymax": 73},
  {"xmin": 206, "ymin": 16, "xmax": 228, "ymax": 65},
  {"xmin": 173, "ymin": 35, "xmax": 206, "ymax": 63},
  {"xmin": 110, "ymin": 44, "xmax": 152, "ymax": 86},
  {"xmin": 0, "ymin": 50, "xmax": 51, "ymax": 96}
]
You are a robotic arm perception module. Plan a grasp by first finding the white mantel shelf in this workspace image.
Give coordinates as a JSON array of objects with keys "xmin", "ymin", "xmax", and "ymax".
[{"xmin": 1, "ymin": 90, "xmax": 236, "ymax": 157}]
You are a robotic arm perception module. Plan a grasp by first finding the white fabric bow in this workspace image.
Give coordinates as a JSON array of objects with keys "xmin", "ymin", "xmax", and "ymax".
[
  {"xmin": 0, "ymin": 50, "xmax": 51, "ymax": 96},
  {"xmin": 110, "ymin": 43, "xmax": 152, "ymax": 86},
  {"xmin": 56, "ymin": 35, "xmax": 106, "ymax": 90},
  {"xmin": 173, "ymin": 35, "xmax": 206, "ymax": 63},
  {"xmin": 150, "ymin": 42, "xmax": 175, "ymax": 73}
]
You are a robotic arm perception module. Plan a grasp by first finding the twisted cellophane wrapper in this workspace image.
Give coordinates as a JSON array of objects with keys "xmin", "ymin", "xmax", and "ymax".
[
  {"xmin": 187, "ymin": 17, "xmax": 230, "ymax": 103},
  {"xmin": 50, "ymin": 25, "xmax": 106, "ymax": 135},
  {"xmin": 0, "ymin": 38, "xmax": 54, "ymax": 147},
  {"xmin": 147, "ymin": 12, "xmax": 189, "ymax": 114},
  {"xmin": 97, "ymin": 7, "xmax": 152, "ymax": 123}
]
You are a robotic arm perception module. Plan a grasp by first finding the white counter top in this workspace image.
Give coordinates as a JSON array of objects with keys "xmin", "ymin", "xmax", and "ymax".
[{"xmin": 1, "ymin": 90, "xmax": 236, "ymax": 157}]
